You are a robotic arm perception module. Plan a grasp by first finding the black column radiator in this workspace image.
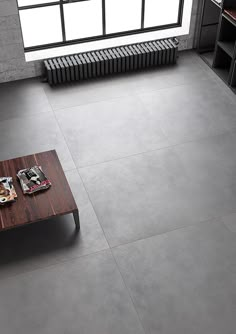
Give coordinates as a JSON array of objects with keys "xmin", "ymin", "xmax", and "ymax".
[{"xmin": 44, "ymin": 38, "xmax": 179, "ymax": 85}]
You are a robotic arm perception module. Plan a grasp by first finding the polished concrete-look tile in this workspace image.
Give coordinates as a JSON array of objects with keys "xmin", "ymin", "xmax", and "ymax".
[
  {"xmin": 0, "ymin": 78, "xmax": 51, "ymax": 121},
  {"xmin": 0, "ymin": 170, "xmax": 108, "ymax": 279},
  {"xmin": 221, "ymin": 211, "xmax": 236, "ymax": 233},
  {"xmin": 113, "ymin": 220, "xmax": 236, "ymax": 334},
  {"xmin": 0, "ymin": 250, "xmax": 145, "ymax": 334},
  {"xmin": 174, "ymin": 131, "xmax": 236, "ymax": 190},
  {"xmin": 55, "ymin": 96, "xmax": 169, "ymax": 167},
  {"xmin": 79, "ymin": 148, "xmax": 188, "ymax": 246},
  {"xmin": 79, "ymin": 147, "xmax": 236, "ymax": 247},
  {"xmin": 0, "ymin": 112, "xmax": 75, "ymax": 171},
  {"xmin": 0, "ymin": 51, "xmax": 236, "ymax": 334},
  {"xmin": 139, "ymin": 80, "xmax": 236, "ymax": 145},
  {"xmin": 44, "ymin": 51, "xmax": 214, "ymax": 111}
]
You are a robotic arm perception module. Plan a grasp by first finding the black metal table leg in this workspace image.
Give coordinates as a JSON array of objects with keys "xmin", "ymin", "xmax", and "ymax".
[{"xmin": 73, "ymin": 209, "xmax": 80, "ymax": 230}]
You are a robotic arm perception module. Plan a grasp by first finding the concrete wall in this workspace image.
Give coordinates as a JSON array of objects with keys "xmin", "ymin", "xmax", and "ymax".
[
  {"xmin": 0, "ymin": 0, "xmax": 201, "ymax": 83},
  {"xmin": 178, "ymin": 0, "xmax": 202, "ymax": 50},
  {"xmin": 0, "ymin": 0, "xmax": 41, "ymax": 82}
]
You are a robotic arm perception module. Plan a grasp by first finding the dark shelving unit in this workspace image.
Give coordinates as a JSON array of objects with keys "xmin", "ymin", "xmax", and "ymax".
[{"xmin": 197, "ymin": 0, "xmax": 236, "ymax": 93}]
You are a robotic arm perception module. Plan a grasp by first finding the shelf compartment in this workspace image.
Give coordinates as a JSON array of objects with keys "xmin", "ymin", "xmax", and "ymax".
[
  {"xmin": 218, "ymin": 15, "xmax": 236, "ymax": 57},
  {"xmin": 222, "ymin": 12, "xmax": 236, "ymax": 28},
  {"xmin": 217, "ymin": 41, "xmax": 235, "ymax": 57},
  {"xmin": 214, "ymin": 67, "xmax": 231, "ymax": 83},
  {"xmin": 213, "ymin": 46, "xmax": 232, "ymax": 84},
  {"xmin": 200, "ymin": 51, "xmax": 215, "ymax": 67}
]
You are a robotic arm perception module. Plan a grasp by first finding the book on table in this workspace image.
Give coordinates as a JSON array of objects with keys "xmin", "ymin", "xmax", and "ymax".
[
  {"xmin": 0, "ymin": 177, "xmax": 17, "ymax": 205},
  {"xmin": 17, "ymin": 166, "xmax": 51, "ymax": 195}
]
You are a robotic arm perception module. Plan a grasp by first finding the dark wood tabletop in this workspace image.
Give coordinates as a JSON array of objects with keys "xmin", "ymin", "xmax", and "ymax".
[{"xmin": 0, "ymin": 150, "xmax": 79, "ymax": 232}]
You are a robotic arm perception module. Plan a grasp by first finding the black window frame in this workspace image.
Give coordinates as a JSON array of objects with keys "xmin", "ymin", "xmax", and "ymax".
[{"xmin": 17, "ymin": 0, "xmax": 185, "ymax": 52}]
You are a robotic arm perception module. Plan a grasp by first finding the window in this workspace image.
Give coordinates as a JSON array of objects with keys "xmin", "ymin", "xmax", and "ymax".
[
  {"xmin": 105, "ymin": 0, "xmax": 142, "ymax": 34},
  {"xmin": 19, "ymin": 6, "xmax": 62, "ymax": 47},
  {"xmin": 18, "ymin": 0, "xmax": 184, "ymax": 51},
  {"xmin": 64, "ymin": 0, "xmax": 103, "ymax": 40},
  {"xmin": 144, "ymin": 0, "xmax": 181, "ymax": 28}
]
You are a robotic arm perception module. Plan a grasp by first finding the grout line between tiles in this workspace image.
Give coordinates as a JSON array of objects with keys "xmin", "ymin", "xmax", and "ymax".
[
  {"xmin": 110, "ymin": 247, "xmax": 150, "ymax": 334},
  {"xmin": 76, "ymin": 166, "xmax": 113, "ymax": 249},
  {"xmin": 49, "ymin": 101, "xmax": 112, "ymax": 251},
  {"xmin": 109, "ymin": 216, "xmax": 226, "ymax": 250},
  {"xmin": 47, "ymin": 74, "xmax": 211, "ymax": 113},
  {"xmin": 0, "ymin": 247, "xmax": 110, "ymax": 283},
  {"xmin": 1, "ymin": 205, "xmax": 234, "ymax": 283},
  {"xmin": 43, "ymin": 52, "xmax": 214, "ymax": 113},
  {"xmin": 77, "ymin": 127, "xmax": 236, "ymax": 170}
]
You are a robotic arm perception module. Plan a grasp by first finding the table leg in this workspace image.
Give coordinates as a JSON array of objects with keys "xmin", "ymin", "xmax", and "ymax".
[{"xmin": 73, "ymin": 209, "xmax": 80, "ymax": 231}]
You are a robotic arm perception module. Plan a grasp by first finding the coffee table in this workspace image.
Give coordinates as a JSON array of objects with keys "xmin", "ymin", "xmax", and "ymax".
[{"xmin": 0, "ymin": 150, "xmax": 80, "ymax": 232}]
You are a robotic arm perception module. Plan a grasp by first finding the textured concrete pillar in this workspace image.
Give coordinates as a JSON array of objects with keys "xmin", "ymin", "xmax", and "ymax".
[{"xmin": 0, "ymin": 0, "xmax": 36, "ymax": 83}]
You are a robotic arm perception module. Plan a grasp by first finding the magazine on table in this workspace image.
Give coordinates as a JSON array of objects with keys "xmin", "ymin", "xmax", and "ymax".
[
  {"xmin": 0, "ymin": 177, "xmax": 17, "ymax": 205},
  {"xmin": 17, "ymin": 166, "xmax": 51, "ymax": 195}
]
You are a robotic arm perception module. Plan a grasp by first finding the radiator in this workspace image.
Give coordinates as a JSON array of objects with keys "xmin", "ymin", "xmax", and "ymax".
[{"xmin": 44, "ymin": 38, "xmax": 179, "ymax": 85}]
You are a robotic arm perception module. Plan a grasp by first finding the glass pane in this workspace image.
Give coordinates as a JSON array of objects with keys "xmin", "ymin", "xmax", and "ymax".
[
  {"xmin": 19, "ymin": 6, "xmax": 62, "ymax": 47},
  {"xmin": 18, "ymin": 0, "xmax": 57, "ymax": 6},
  {"xmin": 144, "ymin": 0, "xmax": 180, "ymax": 28},
  {"xmin": 64, "ymin": 0, "xmax": 103, "ymax": 41},
  {"xmin": 106, "ymin": 0, "xmax": 142, "ymax": 34}
]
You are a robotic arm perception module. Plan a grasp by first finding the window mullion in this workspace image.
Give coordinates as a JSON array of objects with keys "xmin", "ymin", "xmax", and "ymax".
[
  {"xmin": 141, "ymin": 0, "xmax": 145, "ymax": 29},
  {"xmin": 102, "ymin": 0, "xmax": 106, "ymax": 35},
  {"xmin": 60, "ymin": 0, "xmax": 66, "ymax": 41}
]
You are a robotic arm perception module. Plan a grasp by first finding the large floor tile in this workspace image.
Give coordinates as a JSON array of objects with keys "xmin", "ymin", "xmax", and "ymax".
[
  {"xmin": 0, "ymin": 170, "xmax": 108, "ymax": 279},
  {"xmin": 56, "ymin": 96, "xmax": 169, "ymax": 167},
  {"xmin": 0, "ymin": 79, "xmax": 51, "ymax": 121},
  {"xmin": 129, "ymin": 51, "xmax": 215, "ymax": 95},
  {"xmin": 44, "ymin": 73, "xmax": 139, "ymax": 111},
  {"xmin": 174, "ymin": 131, "xmax": 236, "ymax": 190},
  {"xmin": 139, "ymin": 80, "xmax": 236, "ymax": 145},
  {"xmin": 0, "ymin": 112, "xmax": 75, "ymax": 171},
  {"xmin": 221, "ymin": 211, "xmax": 236, "ymax": 233},
  {"xmin": 80, "ymin": 147, "xmax": 236, "ymax": 247},
  {"xmin": 44, "ymin": 51, "xmax": 212, "ymax": 111},
  {"xmin": 79, "ymin": 148, "xmax": 186, "ymax": 246},
  {"xmin": 113, "ymin": 220, "xmax": 236, "ymax": 334},
  {"xmin": 0, "ymin": 250, "xmax": 145, "ymax": 334}
]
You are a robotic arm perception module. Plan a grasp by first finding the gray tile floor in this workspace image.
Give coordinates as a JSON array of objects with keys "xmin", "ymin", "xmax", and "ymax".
[{"xmin": 0, "ymin": 51, "xmax": 236, "ymax": 334}]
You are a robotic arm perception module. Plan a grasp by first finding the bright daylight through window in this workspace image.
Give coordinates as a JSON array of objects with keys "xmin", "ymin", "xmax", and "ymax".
[{"xmin": 18, "ymin": 0, "xmax": 184, "ymax": 51}]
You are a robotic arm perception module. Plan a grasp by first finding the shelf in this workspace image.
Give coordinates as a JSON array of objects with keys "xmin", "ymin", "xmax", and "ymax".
[
  {"xmin": 196, "ymin": 0, "xmax": 236, "ymax": 94},
  {"xmin": 217, "ymin": 41, "xmax": 235, "ymax": 57},
  {"xmin": 211, "ymin": 0, "xmax": 222, "ymax": 9},
  {"xmin": 223, "ymin": 13, "xmax": 236, "ymax": 28},
  {"xmin": 201, "ymin": 51, "xmax": 215, "ymax": 67},
  {"xmin": 213, "ymin": 46, "xmax": 232, "ymax": 84}
]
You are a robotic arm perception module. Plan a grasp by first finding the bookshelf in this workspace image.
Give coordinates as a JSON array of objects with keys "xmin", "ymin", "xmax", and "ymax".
[{"xmin": 197, "ymin": 0, "xmax": 236, "ymax": 93}]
